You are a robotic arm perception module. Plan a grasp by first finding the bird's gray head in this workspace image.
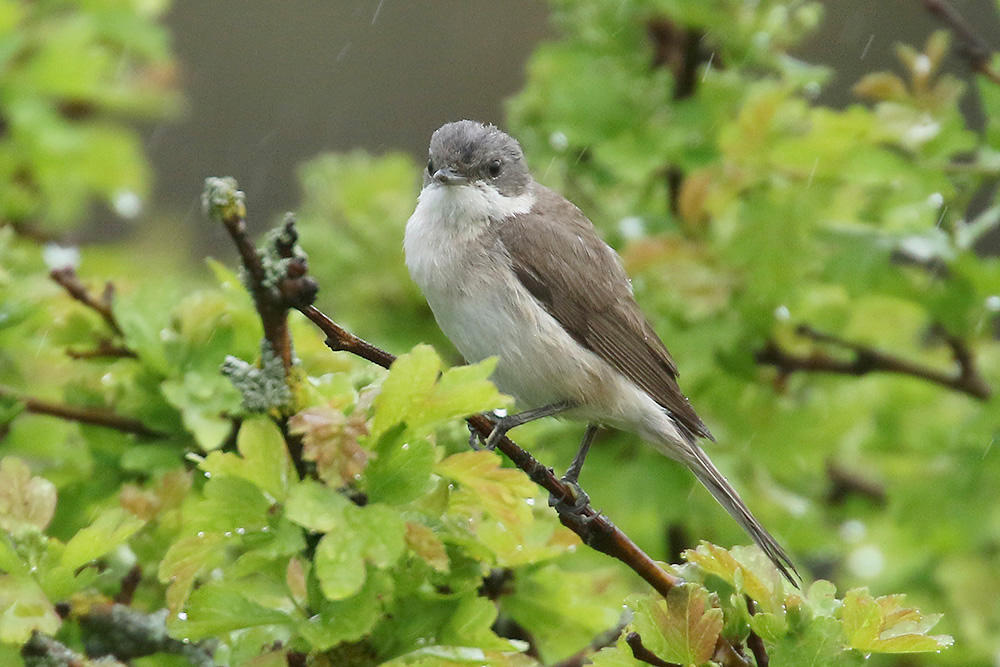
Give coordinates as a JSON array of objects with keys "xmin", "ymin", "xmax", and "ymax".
[{"xmin": 425, "ymin": 121, "xmax": 531, "ymax": 198}]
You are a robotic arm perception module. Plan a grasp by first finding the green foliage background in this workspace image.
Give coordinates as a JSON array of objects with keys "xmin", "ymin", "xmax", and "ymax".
[{"xmin": 1, "ymin": 0, "xmax": 999, "ymax": 665}]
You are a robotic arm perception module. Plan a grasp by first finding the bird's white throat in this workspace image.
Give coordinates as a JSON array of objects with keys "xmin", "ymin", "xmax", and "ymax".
[{"xmin": 414, "ymin": 181, "xmax": 536, "ymax": 232}]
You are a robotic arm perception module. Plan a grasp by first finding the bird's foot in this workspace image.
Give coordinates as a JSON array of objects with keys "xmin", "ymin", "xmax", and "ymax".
[
  {"xmin": 549, "ymin": 476, "xmax": 591, "ymax": 514},
  {"xmin": 467, "ymin": 412, "xmax": 500, "ymax": 451}
]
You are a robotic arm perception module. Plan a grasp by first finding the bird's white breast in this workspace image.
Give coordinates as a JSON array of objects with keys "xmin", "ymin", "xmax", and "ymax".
[{"xmin": 403, "ymin": 181, "xmax": 685, "ymax": 446}]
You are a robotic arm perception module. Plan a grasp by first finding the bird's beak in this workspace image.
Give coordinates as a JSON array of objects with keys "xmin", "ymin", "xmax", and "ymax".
[{"xmin": 433, "ymin": 168, "xmax": 468, "ymax": 186}]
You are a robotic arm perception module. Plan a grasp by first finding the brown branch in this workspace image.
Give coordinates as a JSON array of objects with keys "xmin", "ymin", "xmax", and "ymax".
[
  {"xmin": 920, "ymin": 0, "xmax": 1000, "ymax": 85},
  {"xmin": 66, "ymin": 340, "xmax": 138, "ymax": 360},
  {"xmin": 745, "ymin": 597, "xmax": 769, "ymax": 667},
  {"xmin": 203, "ymin": 179, "xmax": 296, "ymax": 374},
  {"xmin": 208, "ymin": 178, "xmax": 777, "ymax": 667},
  {"xmin": 0, "ymin": 386, "xmax": 164, "ymax": 438},
  {"xmin": 299, "ymin": 303, "xmax": 683, "ymax": 598},
  {"xmin": 549, "ymin": 617, "xmax": 629, "ymax": 667},
  {"xmin": 50, "ymin": 267, "xmax": 124, "ymax": 337},
  {"xmin": 826, "ymin": 459, "xmax": 887, "ymax": 506},
  {"xmin": 626, "ymin": 632, "xmax": 681, "ymax": 667},
  {"xmin": 755, "ymin": 324, "xmax": 991, "ymax": 400},
  {"xmin": 114, "ymin": 565, "xmax": 143, "ymax": 605}
]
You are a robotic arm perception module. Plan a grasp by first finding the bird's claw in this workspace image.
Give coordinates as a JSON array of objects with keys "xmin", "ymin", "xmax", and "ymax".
[{"xmin": 549, "ymin": 477, "xmax": 591, "ymax": 514}]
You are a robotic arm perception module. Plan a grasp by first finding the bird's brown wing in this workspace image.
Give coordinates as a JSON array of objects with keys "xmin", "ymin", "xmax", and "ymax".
[{"xmin": 494, "ymin": 185, "xmax": 712, "ymax": 441}]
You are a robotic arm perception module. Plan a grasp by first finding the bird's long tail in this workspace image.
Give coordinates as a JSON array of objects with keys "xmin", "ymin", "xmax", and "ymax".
[{"xmin": 685, "ymin": 444, "xmax": 799, "ymax": 586}]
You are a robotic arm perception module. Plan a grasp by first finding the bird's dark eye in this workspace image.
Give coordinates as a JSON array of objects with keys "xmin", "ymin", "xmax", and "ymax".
[
  {"xmin": 487, "ymin": 159, "xmax": 502, "ymax": 178},
  {"xmin": 427, "ymin": 158, "xmax": 434, "ymax": 175}
]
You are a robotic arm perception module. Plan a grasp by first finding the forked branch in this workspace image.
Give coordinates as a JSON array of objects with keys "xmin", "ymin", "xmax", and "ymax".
[{"xmin": 756, "ymin": 324, "xmax": 991, "ymax": 400}]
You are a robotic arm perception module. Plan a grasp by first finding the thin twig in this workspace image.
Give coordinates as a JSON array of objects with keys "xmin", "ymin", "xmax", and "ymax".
[
  {"xmin": 549, "ymin": 616, "xmax": 629, "ymax": 667},
  {"xmin": 0, "ymin": 385, "xmax": 164, "ymax": 438},
  {"xmin": 745, "ymin": 598, "xmax": 769, "ymax": 667},
  {"xmin": 826, "ymin": 459, "xmax": 887, "ymax": 506},
  {"xmin": 920, "ymin": 0, "xmax": 1000, "ymax": 85},
  {"xmin": 626, "ymin": 632, "xmax": 681, "ymax": 667},
  {"xmin": 50, "ymin": 267, "xmax": 124, "ymax": 336},
  {"xmin": 298, "ymin": 304, "xmax": 684, "ymax": 598},
  {"xmin": 755, "ymin": 324, "xmax": 991, "ymax": 400},
  {"xmin": 208, "ymin": 179, "xmax": 776, "ymax": 667},
  {"xmin": 66, "ymin": 340, "xmax": 138, "ymax": 360},
  {"xmin": 206, "ymin": 180, "xmax": 295, "ymax": 374}
]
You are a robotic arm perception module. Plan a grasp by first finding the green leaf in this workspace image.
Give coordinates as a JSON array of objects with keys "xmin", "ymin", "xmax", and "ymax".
[
  {"xmin": 0, "ymin": 457, "xmax": 56, "ymax": 533},
  {"xmin": 159, "ymin": 532, "xmax": 226, "ymax": 614},
  {"xmin": 842, "ymin": 588, "xmax": 953, "ymax": 653},
  {"xmin": 297, "ymin": 570, "xmax": 392, "ymax": 650},
  {"xmin": 629, "ymin": 586, "xmax": 723, "ymax": 666},
  {"xmin": 188, "ymin": 476, "xmax": 272, "ymax": 535},
  {"xmin": 372, "ymin": 345, "xmax": 510, "ymax": 438},
  {"xmin": 769, "ymin": 616, "xmax": 862, "ymax": 667},
  {"xmin": 313, "ymin": 503, "xmax": 406, "ymax": 600},
  {"xmin": 200, "ymin": 416, "xmax": 294, "ymax": 502},
  {"xmin": 435, "ymin": 450, "xmax": 535, "ymax": 526},
  {"xmin": 284, "ymin": 479, "xmax": 350, "ymax": 533},
  {"xmin": 0, "ymin": 574, "xmax": 60, "ymax": 644},
  {"xmin": 171, "ymin": 583, "xmax": 291, "ymax": 640},
  {"xmin": 61, "ymin": 507, "xmax": 144, "ymax": 570},
  {"xmin": 502, "ymin": 564, "xmax": 623, "ymax": 663},
  {"xmin": 364, "ymin": 424, "xmax": 435, "ymax": 505},
  {"xmin": 161, "ymin": 371, "xmax": 242, "ymax": 451}
]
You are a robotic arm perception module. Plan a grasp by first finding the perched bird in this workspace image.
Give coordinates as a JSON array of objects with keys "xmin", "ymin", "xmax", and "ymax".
[{"xmin": 404, "ymin": 120, "xmax": 796, "ymax": 583}]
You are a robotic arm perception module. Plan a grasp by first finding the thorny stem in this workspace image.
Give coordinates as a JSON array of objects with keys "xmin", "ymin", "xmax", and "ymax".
[
  {"xmin": 920, "ymin": 0, "xmax": 1000, "ymax": 85},
  {"xmin": 756, "ymin": 324, "xmax": 991, "ymax": 400},
  {"xmin": 49, "ymin": 267, "xmax": 124, "ymax": 337},
  {"xmin": 0, "ymin": 385, "xmax": 164, "ymax": 438}
]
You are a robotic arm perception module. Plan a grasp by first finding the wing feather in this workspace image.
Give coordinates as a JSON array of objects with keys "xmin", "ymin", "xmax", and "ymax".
[{"xmin": 495, "ymin": 185, "xmax": 712, "ymax": 441}]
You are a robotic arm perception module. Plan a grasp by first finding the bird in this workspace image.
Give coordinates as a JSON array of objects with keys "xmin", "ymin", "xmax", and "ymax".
[{"xmin": 403, "ymin": 120, "xmax": 796, "ymax": 584}]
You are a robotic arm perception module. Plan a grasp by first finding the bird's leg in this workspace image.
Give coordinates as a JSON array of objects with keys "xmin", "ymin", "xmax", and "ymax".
[
  {"xmin": 552, "ymin": 423, "xmax": 597, "ymax": 512},
  {"xmin": 483, "ymin": 399, "xmax": 576, "ymax": 451},
  {"xmin": 468, "ymin": 411, "xmax": 499, "ymax": 450}
]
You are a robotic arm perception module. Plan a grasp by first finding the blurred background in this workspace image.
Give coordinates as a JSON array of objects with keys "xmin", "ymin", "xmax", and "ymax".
[{"xmin": 123, "ymin": 1, "xmax": 1000, "ymax": 243}]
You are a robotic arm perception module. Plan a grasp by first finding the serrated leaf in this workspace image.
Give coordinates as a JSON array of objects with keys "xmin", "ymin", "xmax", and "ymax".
[
  {"xmin": 200, "ymin": 416, "xmax": 294, "ymax": 502},
  {"xmin": 364, "ymin": 424, "xmax": 434, "ymax": 505},
  {"xmin": 171, "ymin": 583, "xmax": 291, "ymax": 640},
  {"xmin": 313, "ymin": 503, "xmax": 406, "ymax": 600},
  {"xmin": 288, "ymin": 404, "xmax": 370, "ymax": 487},
  {"xmin": 405, "ymin": 521, "xmax": 449, "ymax": 572},
  {"xmin": 629, "ymin": 586, "xmax": 723, "ymax": 666},
  {"xmin": 0, "ymin": 457, "xmax": 56, "ymax": 533},
  {"xmin": 683, "ymin": 543, "xmax": 785, "ymax": 616},
  {"xmin": 188, "ymin": 476, "xmax": 272, "ymax": 534},
  {"xmin": 842, "ymin": 588, "xmax": 953, "ymax": 653},
  {"xmin": 61, "ymin": 507, "xmax": 144, "ymax": 570},
  {"xmin": 436, "ymin": 451, "xmax": 534, "ymax": 526},
  {"xmin": 297, "ymin": 571, "xmax": 392, "ymax": 650},
  {"xmin": 159, "ymin": 533, "xmax": 226, "ymax": 614},
  {"xmin": 0, "ymin": 574, "xmax": 60, "ymax": 644},
  {"xmin": 372, "ymin": 345, "xmax": 510, "ymax": 438},
  {"xmin": 769, "ymin": 615, "xmax": 862, "ymax": 667},
  {"xmin": 284, "ymin": 478, "xmax": 350, "ymax": 533}
]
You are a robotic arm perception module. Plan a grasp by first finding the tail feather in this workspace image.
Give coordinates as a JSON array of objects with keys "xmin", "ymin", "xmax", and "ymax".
[{"xmin": 686, "ymin": 445, "xmax": 799, "ymax": 586}]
